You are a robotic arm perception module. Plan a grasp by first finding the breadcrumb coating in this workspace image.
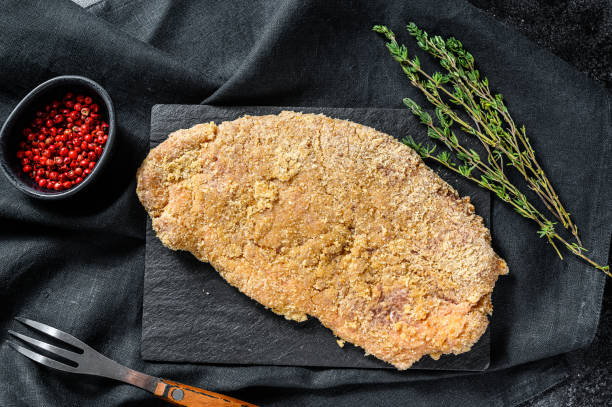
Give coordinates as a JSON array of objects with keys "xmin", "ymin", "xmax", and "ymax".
[{"xmin": 136, "ymin": 111, "xmax": 508, "ymax": 369}]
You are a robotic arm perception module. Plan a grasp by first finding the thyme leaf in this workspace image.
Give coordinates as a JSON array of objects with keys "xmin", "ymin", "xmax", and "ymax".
[{"xmin": 374, "ymin": 23, "xmax": 610, "ymax": 276}]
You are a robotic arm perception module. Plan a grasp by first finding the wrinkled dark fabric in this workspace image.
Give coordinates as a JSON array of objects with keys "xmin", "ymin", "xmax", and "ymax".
[{"xmin": 0, "ymin": 1, "xmax": 610, "ymax": 406}]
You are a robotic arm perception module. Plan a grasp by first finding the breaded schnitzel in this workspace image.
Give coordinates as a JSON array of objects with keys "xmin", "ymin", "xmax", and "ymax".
[{"xmin": 136, "ymin": 111, "xmax": 508, "ymax": 369}]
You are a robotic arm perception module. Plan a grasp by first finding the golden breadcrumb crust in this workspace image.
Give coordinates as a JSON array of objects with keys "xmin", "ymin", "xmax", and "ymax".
[{"xmin": 136, "ymin": 111, "xmax": 508, "ymax": 369}]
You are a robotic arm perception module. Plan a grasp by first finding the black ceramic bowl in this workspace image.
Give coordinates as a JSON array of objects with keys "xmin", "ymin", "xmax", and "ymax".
[{"xmin": 0, "ymin": 75, "xmax": 115, "ymax": 200}]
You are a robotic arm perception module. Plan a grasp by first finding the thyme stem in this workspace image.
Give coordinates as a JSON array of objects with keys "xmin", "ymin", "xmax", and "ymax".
[{"xmin": 373, "ymin": 23, "xmax": 608, "ymax": 276}]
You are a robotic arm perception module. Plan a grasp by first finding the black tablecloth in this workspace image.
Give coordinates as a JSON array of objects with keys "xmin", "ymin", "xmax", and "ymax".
[{"xmin": 1, "ymin": 1, "xmax": 610, "ymax": 406}]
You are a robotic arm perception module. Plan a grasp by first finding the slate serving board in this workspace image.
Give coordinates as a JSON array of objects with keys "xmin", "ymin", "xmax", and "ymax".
[{"xmin": 142, "ymin": 105, "xmax": 492, "ymax": 370}]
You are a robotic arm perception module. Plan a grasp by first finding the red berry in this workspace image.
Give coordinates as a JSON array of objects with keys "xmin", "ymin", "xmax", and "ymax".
[{"xmin": 17, "ymin": 92, "xmax": 101, "ymax": 192}]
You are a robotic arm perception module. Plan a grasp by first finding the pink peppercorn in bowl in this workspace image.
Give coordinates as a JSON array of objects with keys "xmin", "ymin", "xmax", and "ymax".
[{"xmin": 0, "ymin": 76, "xmax": 115, "ymax": 200}]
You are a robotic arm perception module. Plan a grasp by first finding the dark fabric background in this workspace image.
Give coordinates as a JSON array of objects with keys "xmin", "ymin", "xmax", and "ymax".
[{"xmin": 1, "ymin": 1, "xmax": 610, "ymax": 406}]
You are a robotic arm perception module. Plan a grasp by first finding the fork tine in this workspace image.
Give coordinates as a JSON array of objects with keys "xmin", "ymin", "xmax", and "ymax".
[
  {"xmin": 15, "ymin": 317, "xmax": 87, "ymax": 350},
  {"xmin": 8, "ymin": 330, "xmax": 82, "ymax": 364},
  {"xmin": 7, "ymin": 341, "xmax": 78, "ymax": 373}
]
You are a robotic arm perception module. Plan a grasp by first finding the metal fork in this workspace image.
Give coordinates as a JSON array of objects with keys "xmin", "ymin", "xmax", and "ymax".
[{"xmin": 7, "ymin": 317, "xmax": 258, "ymax": 407}]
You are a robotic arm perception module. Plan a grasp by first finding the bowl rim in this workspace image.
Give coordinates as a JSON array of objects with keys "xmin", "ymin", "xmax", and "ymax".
[{"xmin": 0, "ymin": 75, "xmax": 116, "ymax": 200}]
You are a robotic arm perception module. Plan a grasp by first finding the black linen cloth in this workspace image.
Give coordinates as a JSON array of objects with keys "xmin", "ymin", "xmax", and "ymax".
[{"xmin": 0, "ymin": 1, "xmax": 610, "ymax": 406}]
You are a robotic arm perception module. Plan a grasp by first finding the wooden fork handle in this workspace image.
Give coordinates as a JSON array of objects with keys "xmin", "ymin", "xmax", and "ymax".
[{"xmin": 154, "ymin": 379, "xmax": 259, "ymax": 407}]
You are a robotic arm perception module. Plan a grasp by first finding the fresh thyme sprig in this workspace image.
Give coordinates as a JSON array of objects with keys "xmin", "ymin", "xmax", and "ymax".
[{"xmin": 373, "ymin": 23, "xmax": 610, "ymax": 276}]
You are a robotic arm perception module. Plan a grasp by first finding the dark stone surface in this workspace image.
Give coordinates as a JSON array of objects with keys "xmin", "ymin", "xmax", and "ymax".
[
  {"xmin": 467, "ymin": 2, "xmax": 612, "ymax": 405},
  {"xmin": 469, "ymin": 0, "xmax": 612, "ymax": 88},
  {"xmin": 143, "ymin": 105, "xmax": 491, "ymax": 371}
]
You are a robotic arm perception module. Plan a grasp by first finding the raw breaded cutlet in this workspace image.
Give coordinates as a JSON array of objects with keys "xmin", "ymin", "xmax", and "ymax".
[{"xmin": 136, "ymin": 111, "xmax": 508, "ymax": 369}]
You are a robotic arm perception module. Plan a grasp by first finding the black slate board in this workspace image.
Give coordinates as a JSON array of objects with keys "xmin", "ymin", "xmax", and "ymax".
[{"xmin": 142, "ymin": 105, "xmax": 492, "ymax": 370}]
